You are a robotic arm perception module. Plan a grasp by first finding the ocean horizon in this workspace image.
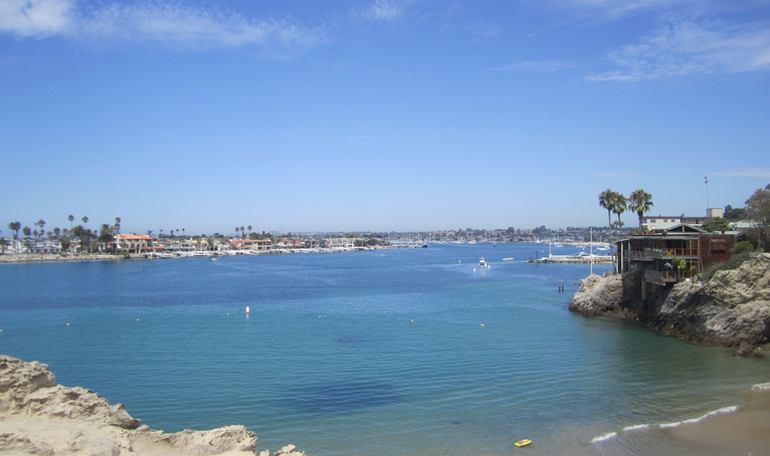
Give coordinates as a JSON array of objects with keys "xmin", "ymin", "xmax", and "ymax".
[{"xmin": 1, "ymin": 243, "xmax": 768, "ymax": 455}]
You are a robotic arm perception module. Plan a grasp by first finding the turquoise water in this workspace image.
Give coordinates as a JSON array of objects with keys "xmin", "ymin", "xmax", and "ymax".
[{"xmin": 1, "ymin": 244, "xmax": 768, "ymax": 455}]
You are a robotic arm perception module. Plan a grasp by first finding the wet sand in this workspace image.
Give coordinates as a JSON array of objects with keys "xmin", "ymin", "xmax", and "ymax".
[{"xmin": 662, "ymin": 387, "xmax": 770, "ymax": 456}]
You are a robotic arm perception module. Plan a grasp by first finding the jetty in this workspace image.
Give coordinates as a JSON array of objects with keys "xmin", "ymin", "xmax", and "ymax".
[{"xmin": 529, "ymin": 254, "xmax": 614, "ymax": 264}]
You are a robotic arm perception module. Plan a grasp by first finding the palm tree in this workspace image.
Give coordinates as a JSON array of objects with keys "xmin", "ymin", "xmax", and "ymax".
[
  {"xmin": 81, "ymin": 216, "xmax": 89, "ymax": 227},
  {"xmin": 612, "ymin": 193, "xmax": 627, "ymax": 226},
  {"xmin": 599, "ymin": 189, "xmax": 617, "ymax": 230},
  {"xmin": 53, "ymin": 227, "xmax": 61, "ymax": 238},
  {"xmin": 8, "ymin": 221, "xmax": 21, "ymax": 239},
  {"xmin": 239, "ymin": 226, "xmax": 245, "ymax": 239},
  {"xmin": 22, "ymin": 226, "xmax": 31, "ymax": 238},
  {"xmin": 247, "ymin": 225, "xmax": 252, "ymax": 237},
  {"xmin": 68, "ymin": 214, "xmax": 74, "ymax": 228},
  {"xmin": 628, "ymin": 189, "xmax": 654, "ymax": 228},
  {"xmin": 36, "ymin": 219, "xmax": 46, "ymax": 238}
]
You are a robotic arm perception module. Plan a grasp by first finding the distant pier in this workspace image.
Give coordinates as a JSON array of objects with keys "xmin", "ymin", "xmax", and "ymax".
[{"xmin": 528, "ymin": 254, "xmax": 614, "ymax": 264}]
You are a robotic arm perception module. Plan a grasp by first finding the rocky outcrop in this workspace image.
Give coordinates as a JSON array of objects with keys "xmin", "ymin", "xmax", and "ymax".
[
  {"xmin": 570, "ymin": 253, "xmax": 770, "ymax": 355},
  {"xmin": 0, "ymin": 356, "xmax": 305, "ymax": 456},
  {"xmin": 569, "ymin": 273, "xmax": 635, "ymax": 318}
]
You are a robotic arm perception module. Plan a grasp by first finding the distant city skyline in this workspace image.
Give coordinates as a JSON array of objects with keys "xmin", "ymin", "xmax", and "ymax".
[{"xmin": 1, "ymin": 0, "xmax": 769, "ymax": 233}]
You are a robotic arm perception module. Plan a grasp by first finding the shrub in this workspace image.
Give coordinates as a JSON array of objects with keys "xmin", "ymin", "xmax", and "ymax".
[
  {"xmin": 699, "ymin": 251, "xmax": 753, "ymax": 282},
  {"xmin": 731, "ymin": 240, "xmax": 755, "ymax": 255}
]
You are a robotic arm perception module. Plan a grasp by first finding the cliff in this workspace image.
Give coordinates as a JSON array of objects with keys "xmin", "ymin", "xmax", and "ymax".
[
  {"xmin": 0, "ymin": 355, "xmax": 304, "ymax": 456},
  {"xmin": 570, "ymin": 253, "xmax": 770, "ymax": 355}
]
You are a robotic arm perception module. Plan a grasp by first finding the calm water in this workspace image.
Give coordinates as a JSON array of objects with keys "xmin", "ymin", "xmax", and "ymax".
[{"xmin": 1, "ymin": 244, "xmax": 768, "ymax": 455}]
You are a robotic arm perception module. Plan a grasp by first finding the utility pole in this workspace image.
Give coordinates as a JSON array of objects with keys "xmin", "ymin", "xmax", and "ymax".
[{"xmin": 705, "ymin": 176, "xmax": 710, "ymax": 211}]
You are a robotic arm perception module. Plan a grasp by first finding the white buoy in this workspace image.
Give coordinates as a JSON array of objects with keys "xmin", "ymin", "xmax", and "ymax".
[
  {"xmin": 136, "ymin": 318, "xmax": 140, "ymax": 322},
  {"xmin": 65, "ymin": 322, "xmax": 70, "ymax": 326},
  {"xmin": 245, "ymin": 306, "xmax": 251, "ymax": 315},
  {"xmin": 410, "ymin": 319, "xmax": 415, "ymax": 323},
  {"xmin": 480, "ymin": 323, "xmax": 486, "ymax": 328}
]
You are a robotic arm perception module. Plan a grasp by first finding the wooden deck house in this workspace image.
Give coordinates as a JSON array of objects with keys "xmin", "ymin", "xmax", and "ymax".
[{"xmin": 616, "ymin": 224, "xmax": 735, "ymax": 297}]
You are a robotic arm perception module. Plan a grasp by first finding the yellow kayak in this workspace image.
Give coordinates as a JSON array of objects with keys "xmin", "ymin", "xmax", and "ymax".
[{"xmin": 514, "ymin": 439, "xmax": 532, "ymax": 447}]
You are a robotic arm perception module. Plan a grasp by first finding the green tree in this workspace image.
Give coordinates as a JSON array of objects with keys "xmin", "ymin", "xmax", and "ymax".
[
  {"xmin": 81, "ymin": 216, "xmax": 89, "ymax": 227},
  {"xmin": 612, "ymin": 193, "xmax": 627, "ymax": 226},
  {"xmin": 98, "ymin": 223, "xmax": 114, "ymax": 251},
  {"xmin": 36, "ymin": 219, "xmax": 46, "ymax": 238},
  {"xmin": 599, "ymin": 189, "xmax": 617, "ymax": 230},
  {"xmin": 22, "ymin": 226, "xmax": 31, "ymax": 238},
  {"xmin": 8, "ymin": 221, "xmax": 21, "ymax": 239},
  {"xmin": 745, "ymin": 183, "xmax": 770, "ymax": 250},
  {"xmin": 702, "ymin": 218, "xmax": 731, "ymax": 233},
  {"xmin": 628, "ymin": 189, "xmax": 654, "ymax": 228},
  {"xmin": 68, "ymin": 214, "xmax": 74, "ymax": 227}
]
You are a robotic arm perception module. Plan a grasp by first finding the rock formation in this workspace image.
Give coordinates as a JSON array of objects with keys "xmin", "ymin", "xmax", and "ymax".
[
  {"xmin": 570, "ymin": 253, "xmax": 770, "ymax": 355},
  {"xmin": 0, "ymin": 356, "xmax": 305, "ymax": 456}
]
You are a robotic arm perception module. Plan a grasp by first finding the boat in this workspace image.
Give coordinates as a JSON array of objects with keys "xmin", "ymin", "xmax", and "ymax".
[
  {"xmin": 502, "ymin": 257, "xmax": 514, "ymax": 261},
  {"xmin": 479, "ymin": 257, "xmax": 488, "ymax": 267},
  {"xmin": 514, "ymin": 439, "xmax": 532, "ymax": 447},
  {"xmin": 422, "ymin": 243, "xmax": 428, "ymax": 248}
]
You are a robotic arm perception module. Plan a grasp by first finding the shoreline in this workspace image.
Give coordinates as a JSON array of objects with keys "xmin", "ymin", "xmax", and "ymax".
[
  {"xmin": 0, "ymin": 246, "xmax": 393, "ymax": 264},
  {"xmin": 584, "ymin": 383, "xmax": 770, "ymax": 455}
]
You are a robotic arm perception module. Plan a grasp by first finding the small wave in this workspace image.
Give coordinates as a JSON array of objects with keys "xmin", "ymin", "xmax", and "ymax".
[
  {"xmin": 751, "ymin": 382, "xmax": 770, "ymax": 391},
  {"xmin": 659, "ymin": 405, "xmax": 739, "ymax": 429},
  {"xmin": 590, "ymin": 432, "xmax": 617, "ymax": 443},
  {"xmin": 622, "ymin": 423, "xmax": 650, "ymax": 432}
]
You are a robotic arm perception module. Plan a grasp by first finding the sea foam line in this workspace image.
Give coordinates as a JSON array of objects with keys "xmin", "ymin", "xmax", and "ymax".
[
  {"xmin": 751, "ymin": 382, "xmax": 770, "ymax": 391},
  {"xmin": 659, "ymin": 405, "xmax": 739, "ymax": 429},
  {"xmin": 622, "ymin": 423, "xmax": 650, "ymax": 432},
  {"xmin": 590, "ymin": 432, "xmax": 617, "ymax": 443}
]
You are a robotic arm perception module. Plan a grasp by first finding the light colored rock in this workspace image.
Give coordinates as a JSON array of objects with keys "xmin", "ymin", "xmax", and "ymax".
[
  {"xmin": 569, "ymin": 273, "xmax": 633, "ymax": 318},
  {"xmin": 0, "ymin": 355, "xmax": 303, "ymax": 456},
  {"xmin": 160, "ymin": 426, "xmax": 257, "ymax": 455}
]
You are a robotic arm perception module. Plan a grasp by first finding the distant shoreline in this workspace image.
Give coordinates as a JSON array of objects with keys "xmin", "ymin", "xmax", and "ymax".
[{"xmin": 0, "ymin": 246, "xmax": 393, "ymax": 264}]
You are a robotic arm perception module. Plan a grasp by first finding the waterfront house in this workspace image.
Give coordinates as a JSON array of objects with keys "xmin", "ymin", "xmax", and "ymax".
[
  {"xmin": 114, "ymin": 234, "xmax": 154, "ymax": 254},
  {"xmin": 229, "ymin": 238, "xmax": 272, "ymax": 251},
  {"xmin": 616, "ymin": 223, "xmax": 735, "ymax": 298}
]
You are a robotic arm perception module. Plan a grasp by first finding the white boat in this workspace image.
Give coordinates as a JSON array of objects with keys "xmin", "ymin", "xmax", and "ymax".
[
  {"xmin": 502, "ymin": 257, "xmax": 514, "ymax": 261},
  {"xmin": 479, "ymin": 257, "xmax": 488, "ymax": 267}
]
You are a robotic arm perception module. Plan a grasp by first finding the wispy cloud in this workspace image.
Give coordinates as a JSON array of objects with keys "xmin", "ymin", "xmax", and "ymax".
[
  {"xmin": 489, "ymin": 60, "xmax": 577, "ymax": 73},
  {"xmin": 0, "ymin": 0, "xmax": 74, "ymax": 37},
  {"xmin": 711, "ymin": 168, "xmax": 770, "ymax": 178},
  {"xmin": 587, "ymin": 20, "xmax": 770, "ymax": 81},
  {"xmin": 361, "ymin": 0, "xmax": 407, "ymax": 22},
  {"xmin": 0, "ymin": 1, "xmax": 324, "ymax": 53},
  {"xmin": 562, "ymin": 0, "xmax": 684, "ymax": 20}
]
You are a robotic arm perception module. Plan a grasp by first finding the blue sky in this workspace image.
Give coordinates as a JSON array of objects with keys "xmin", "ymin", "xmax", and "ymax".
[{"xmin": 1, "ymin": 0, "xmax": 769, "ymax": 234}]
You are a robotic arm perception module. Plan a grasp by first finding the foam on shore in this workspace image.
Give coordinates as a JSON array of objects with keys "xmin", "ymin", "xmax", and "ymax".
[
  {"xmin": 590, "ymin": 432, "xmax": 617, "ymax": 443},
  {"xmin": 621, "ymin": 423, "xmax": 650, "ymax": 432},
  {"xmin": 658, "ymin": 405, "xmax": 739, "ymax": 429}
]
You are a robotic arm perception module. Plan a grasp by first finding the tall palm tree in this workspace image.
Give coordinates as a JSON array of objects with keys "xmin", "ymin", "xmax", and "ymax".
[
  {"xmin": 22, "ymin": 226, "xmax": 31, "ymax": 238},
  {"xmin": 36, "ymin": 219, "xmax": 46, "ymax": 238},
  {"xmin": 8, "ymin": 222, "xmax": 21, "ymax": 239},
  {"xmin": 599, "ymin": 189, "xmax": 617, "ymax": 230},
  {"xmin": 81, "ymin": 216, "xmax": 89, "ymax": 227},
  {"xmin": 612, "ymin": 193, "xmax": 627, "ymax": 226},
  {"xmin": 247, "ymin": 225, "xmax": 252, "ymax": 236},
  {"xmin": 68, "ymin": 214, "xmax": 74, "ymax": 228},
  {"xmin": 628, "ymin": 189, "xmax": 654, "ymax": 228}
]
